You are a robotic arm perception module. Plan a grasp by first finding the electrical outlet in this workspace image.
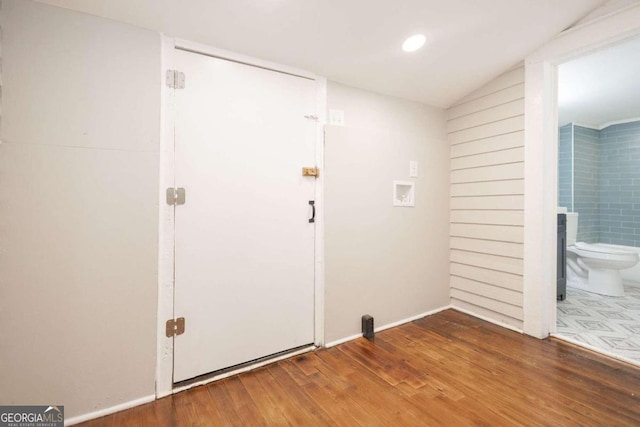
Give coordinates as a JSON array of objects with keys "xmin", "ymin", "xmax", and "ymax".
[
  {"xmin": 329, "ymin": 109, "xmax": 345, "ymax": 126},
  {"xmin": 410, "ymin": 160, "xmax": 418, "ymax": 178}
]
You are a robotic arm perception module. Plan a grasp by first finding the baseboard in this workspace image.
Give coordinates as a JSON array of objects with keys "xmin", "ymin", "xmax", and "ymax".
[
  {"xmin": 374, "ymin": 306, "xmax": 452, "ymax": 333},
  {"xmin": 324, "ymin": 305, "xmax": 452, "ymax": 348},
  {"xmin": 65, "ymin": 394, "xmax": 155, "ymax": 426},
  {"xmin": 324, "ymin": 333, "xmax": 363, "ymax": 348},
  {"xmin": 450, "ymin": 305, "xmax": 524, "ymax": 334}
]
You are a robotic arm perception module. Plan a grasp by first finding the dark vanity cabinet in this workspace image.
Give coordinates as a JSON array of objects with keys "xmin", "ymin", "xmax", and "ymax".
[{"xmin": 557, "ymin": 213, "xmax": 567, "ymax": 301}]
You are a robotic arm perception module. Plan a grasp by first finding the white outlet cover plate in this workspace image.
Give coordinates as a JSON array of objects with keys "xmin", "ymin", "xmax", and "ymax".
[
  {"xmin": 329, "ymin": 109, "xmax": 345, "ymax": 126},
  {"xmin": 409, "ymin": 160, "xmax": 418, "ymax": 178}
]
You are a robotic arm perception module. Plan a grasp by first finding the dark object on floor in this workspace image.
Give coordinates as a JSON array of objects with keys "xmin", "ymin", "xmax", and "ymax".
[{"xmin": 362, "ymin": 314, "xmax": 374, "ymax": 339}]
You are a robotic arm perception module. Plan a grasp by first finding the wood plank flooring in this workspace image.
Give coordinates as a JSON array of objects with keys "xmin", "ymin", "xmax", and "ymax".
[{"xmin": 79, "ymin": 310, "xmax": 640, "ymax": 426}]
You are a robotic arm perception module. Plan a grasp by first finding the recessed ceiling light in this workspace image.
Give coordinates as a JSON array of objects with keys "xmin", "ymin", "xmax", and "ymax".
[{"xmin": 402, "ymin": 34, "xmax": 426, "ymax": 52}]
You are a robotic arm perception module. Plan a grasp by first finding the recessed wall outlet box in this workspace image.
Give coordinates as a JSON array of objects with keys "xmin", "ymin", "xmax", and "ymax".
[
  {"xmin": 409, "ymin": 160, "xmax": 418, "ymax": 178},
  {"xmin": 329, "ymin": 109, "xmax": 345, "ymax": 126},
  {"xmin": 393, "ymin": 181, "xmax": 415, "ymax": 207}
]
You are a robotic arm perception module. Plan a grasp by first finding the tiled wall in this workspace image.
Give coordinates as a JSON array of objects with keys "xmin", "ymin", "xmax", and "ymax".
[
  {"xmin": 558, "ymin": 124, "xmax": 573, "ymax": 210},
  {"xmin": 599, "ymin": 121, "xmax": 640, "ymax": 246},
  {"xmin": 558, "ymin": 121, "xmax": 640, "ymax": 246},
  {"xmin": 573, "ymin": 126, "xmax": 600, "ymax": 243}
]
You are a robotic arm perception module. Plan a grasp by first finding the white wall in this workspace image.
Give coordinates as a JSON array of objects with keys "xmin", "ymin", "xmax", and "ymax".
[
  {"xmin": 0, "ymin": 1, "xmax": 159, "ymax": 418},
  {"xmin": 324, "ymin": 82, "xmax": 450, "ymax": 344},
  {"xmin": 0, "ymin": 0, "xmax": 450, "ymax": 420},
  {"xmin": 447, "ymin": 66, "xmax": 525, "ymax": 331}
]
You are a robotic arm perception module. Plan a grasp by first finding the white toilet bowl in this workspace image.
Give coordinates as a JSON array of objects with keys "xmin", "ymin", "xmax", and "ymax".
[{"xmin": 566, "ymin": 242, "xmax": 639, "ymax": 296}]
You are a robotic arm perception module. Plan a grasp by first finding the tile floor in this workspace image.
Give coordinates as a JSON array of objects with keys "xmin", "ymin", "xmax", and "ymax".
[{"xmin": 556, "ymin": 284, "xmax": 640, "ymax": 363}]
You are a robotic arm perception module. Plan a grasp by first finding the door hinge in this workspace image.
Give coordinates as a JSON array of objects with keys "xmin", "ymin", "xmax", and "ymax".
[
  {"xmin": 302, "ymin": 167, "xmax": 319, "ymax": 177},
  {"xmin": 166, "ymin": 187, "xmax": 186, "ymax": 206},
  {"xmin": 166, "ymin": 70, "xmax": 186, "ymax": 89},
  {"xmin": 166, "ymin": 317, "xmax": 185, "ymax": 337}
]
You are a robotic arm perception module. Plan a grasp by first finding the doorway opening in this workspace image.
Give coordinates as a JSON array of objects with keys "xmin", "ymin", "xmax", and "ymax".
[
  {"xmin": 522, "ymin": 4, "xmax": 640, "ymax": 355},
  {"xmin": 554, "ymin": 36, "xmax": 640, "ymax": 365}
]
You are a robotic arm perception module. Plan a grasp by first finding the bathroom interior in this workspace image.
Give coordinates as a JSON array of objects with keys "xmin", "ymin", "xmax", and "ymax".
[{"xmin": 555, "ymin": 36, "xmax": 640, "ymax": 365}]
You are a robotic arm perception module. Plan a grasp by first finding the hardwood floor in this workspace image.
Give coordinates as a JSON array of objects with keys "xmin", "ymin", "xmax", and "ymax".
[{"xmin": 79, "ymin": 310, "xmax": 640, "ymax": 426}]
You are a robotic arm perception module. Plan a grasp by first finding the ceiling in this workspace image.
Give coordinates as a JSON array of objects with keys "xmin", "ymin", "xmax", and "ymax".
[
  {"xmin": 559, "ymin": 36, "xmax": 640, "ymax": 128},
  {"xmin": 35, "ymin": 0, "xmax": 607, "ymax": 108}
]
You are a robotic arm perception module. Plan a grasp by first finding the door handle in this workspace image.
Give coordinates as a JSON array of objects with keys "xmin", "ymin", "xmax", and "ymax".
[{"xmin": 309, "ymin": 201, "xmax": 315, "ymax": 223}]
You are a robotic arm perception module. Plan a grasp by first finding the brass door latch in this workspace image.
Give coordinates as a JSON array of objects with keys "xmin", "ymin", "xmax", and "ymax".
[{"xmin": 302, "ymin": 167, "xmax": 319, "ymax": 177}]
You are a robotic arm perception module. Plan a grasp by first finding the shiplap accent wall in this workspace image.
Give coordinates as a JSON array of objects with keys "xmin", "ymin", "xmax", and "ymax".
[{"xmin": 447, "ymin": 66, "xmax": 525, "ymax": 330}]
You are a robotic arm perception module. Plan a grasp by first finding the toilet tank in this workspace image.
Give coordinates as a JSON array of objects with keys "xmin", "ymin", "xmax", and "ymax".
[{"xmin": 566, "ymin": 212, "xmax": 578, "ymax": 245}]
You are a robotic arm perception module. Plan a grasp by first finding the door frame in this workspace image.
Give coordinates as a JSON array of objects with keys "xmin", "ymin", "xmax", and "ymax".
[
  {"xmin": 522, "ymin": 4, "xmax": 640, "ymax": 339},
  {"xmin": 156, "ymin": 36, "xmax": 327, "ymax": 397}
]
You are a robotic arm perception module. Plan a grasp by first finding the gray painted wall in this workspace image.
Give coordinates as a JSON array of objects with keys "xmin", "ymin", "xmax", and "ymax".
[
  {"xmin": 324, "ymin": 82, "xmax": 450, "ymax": 344},
  {"xmin": 0, "ymin": 0, "xmax": 160, "ymax": 419}
]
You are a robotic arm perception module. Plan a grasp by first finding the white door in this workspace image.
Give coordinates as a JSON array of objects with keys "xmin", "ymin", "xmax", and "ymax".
[{"xmin": 172, "ymin": 49, "xmax": 317, "ymax": 383}]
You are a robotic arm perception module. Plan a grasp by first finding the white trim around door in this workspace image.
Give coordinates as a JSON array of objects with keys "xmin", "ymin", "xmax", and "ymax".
[
  {"xmin": 522, "ymin": 4, "xmax": 640, "ymax": 339},
  {"xmin": 156, "ymin": 36, "xmax": 327, "ymax": 397}
]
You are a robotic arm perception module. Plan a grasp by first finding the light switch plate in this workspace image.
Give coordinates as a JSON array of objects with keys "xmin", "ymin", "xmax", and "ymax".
[
  {"xmin": 329, "ymin": 109, "xmax": 345, "ymax": 126},
  {"xmin": 410, "ymin": 161, "xmax": 418, "ymax": 178}
]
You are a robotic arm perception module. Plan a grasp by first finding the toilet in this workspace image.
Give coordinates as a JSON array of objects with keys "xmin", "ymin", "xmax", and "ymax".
[{"xmin": 565, "ymin": 212, "xmax": 639, "ymax": 296}]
